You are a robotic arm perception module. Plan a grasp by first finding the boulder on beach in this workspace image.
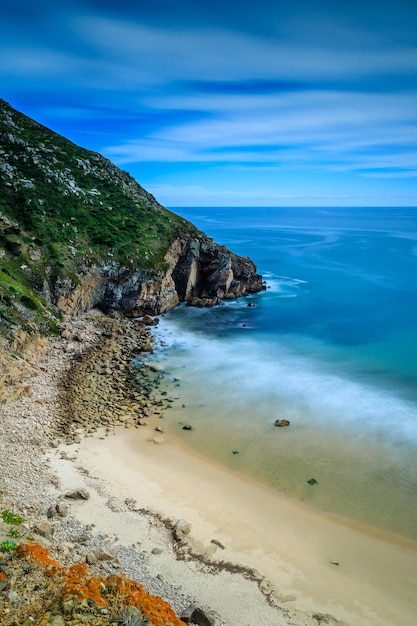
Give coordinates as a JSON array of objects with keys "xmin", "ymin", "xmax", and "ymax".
[
  {"xmin": 64, "ymin": 488, "xmax": 90, "ymax": 500},
  {"xmin": 173, "ymin": 519, "xmax": 191, "ymax": 541},
  {"xmin": 181, "ymin": 605, "xmax": 217, "ymax": 625}
]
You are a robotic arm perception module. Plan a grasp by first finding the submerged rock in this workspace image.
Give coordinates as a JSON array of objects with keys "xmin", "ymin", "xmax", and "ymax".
[{"xmin": 274, "ymin": 419, "xmax": 290, "ymax": 427}]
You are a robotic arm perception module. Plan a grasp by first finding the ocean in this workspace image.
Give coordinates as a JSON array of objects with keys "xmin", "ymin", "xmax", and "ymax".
[{"xmin": 142, "ymin": 207, "xmax": 417, "ymax": 541}]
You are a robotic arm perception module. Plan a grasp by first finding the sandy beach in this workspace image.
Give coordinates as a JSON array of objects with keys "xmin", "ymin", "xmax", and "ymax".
[
  {"xmin": 49, "ymin": 420, "xmax": 417, "ymax": 626},
  {"xmin": 2, "ymin": 311, "xmax": 417, "ymax": 625}
]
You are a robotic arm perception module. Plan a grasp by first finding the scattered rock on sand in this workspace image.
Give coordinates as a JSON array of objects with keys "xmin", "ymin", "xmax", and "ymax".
[
  {"xmin": 36, "ymin": 521, "xmax": 54, "ymax": 539},
  {"xmin": 182, "ymin": 424, "xmax": 193, "ymax": 431},
  {"xmin": 96, "ymin": 546, "xmax": 115, "ymax": 561},
  {"xmin": 181, "ymin": 605, "xmax": 217, "ymax": 625},
  {"xmin": 47, "ymin": 502, "xmax": 69, "ymax": 518},
  {"xmin": 173, "ymin": 519, "xmax": 191, "ymax": 541},
  {"xmin": 86, "ymin": 551, "xmax": 98, "ymax": 565},
  {"xmin": 64, "ymin": 488, "xmax": 90, "ymax": 500}
]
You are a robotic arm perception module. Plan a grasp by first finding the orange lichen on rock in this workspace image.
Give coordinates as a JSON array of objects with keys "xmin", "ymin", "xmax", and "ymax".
[
  {"xmin": 17, "ymin": 542, "xmax": 58, "ymax": 569},
  {"xmin": 62, "ymin": 564, "xmax": 107, "ymax": 608},
  {"xmin": 14, "ymin": 544, "xmax": 185, "ymax": 625},
  {"xmin": 109, "ymin": 575, "xmax": 185, "ymax": 626},
  {"xmin": 0, "ymin": 573, "xmax": 6, "ymax": 581}
]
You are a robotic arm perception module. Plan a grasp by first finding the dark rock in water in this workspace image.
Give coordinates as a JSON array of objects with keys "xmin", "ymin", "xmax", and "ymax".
[
  {"xmin": 247, "ymin": 302, "xmax": 256, "ymax": 307},
  {"xmin": 187, "ymin": 296, "xmax": 219, "ymax": 307},
  {"xmin": 182, "ymin": 424, "xmax": 193, "ymax": 431},
  {"xmin": 274, "ymin": 419, "xmax": 290, "ymax": 427},
  {"xmin": 142, "ymin": 315, "xmax": 159, "ymax": 326},
  {"xmin": 307, "ymin": 478, "xmax": 318, "ymax": 485}
]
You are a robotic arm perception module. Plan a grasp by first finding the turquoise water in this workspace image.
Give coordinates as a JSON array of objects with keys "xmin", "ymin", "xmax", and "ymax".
[{"xmin": 144, "ymin": 207, "xmax": 417, "ymax": 540}]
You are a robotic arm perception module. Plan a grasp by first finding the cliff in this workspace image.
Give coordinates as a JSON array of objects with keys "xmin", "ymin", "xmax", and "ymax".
[
  {"xmin": 0, "ymin": 98, "xmax": 263, "ymax": 337},
  {"xmin": 56, "ymin": 237, "xmax": 263, "ymax": 317}
]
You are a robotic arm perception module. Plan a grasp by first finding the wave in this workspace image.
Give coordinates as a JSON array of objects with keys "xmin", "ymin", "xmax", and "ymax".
[{"xmin": 152, "ymin": 316, "xmax": 417, "ymax": 450}]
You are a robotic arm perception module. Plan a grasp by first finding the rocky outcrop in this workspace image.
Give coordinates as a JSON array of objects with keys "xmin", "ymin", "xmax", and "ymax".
[
  {"xmin": 53, "ymin": 236, "xmax": 264, "ymax": 317},
  {"xmin": 171, "ymin": 237, "xmax": 263, "ymax": 304}
]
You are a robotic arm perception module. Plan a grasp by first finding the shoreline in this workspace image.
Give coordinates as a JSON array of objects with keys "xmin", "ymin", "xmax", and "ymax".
[
  {"xmin": 1, "ymin": 310, "xmax": 417, "ymax": 625},
  {"xmin": 52, "ymin": 422, "xmax": 417, "ymax": 626}
]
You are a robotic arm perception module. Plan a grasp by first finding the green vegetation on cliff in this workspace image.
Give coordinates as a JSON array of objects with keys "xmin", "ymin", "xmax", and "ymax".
[{"xmin": 0, "ymin": 99, "xmax": 199, "ymax": 339}]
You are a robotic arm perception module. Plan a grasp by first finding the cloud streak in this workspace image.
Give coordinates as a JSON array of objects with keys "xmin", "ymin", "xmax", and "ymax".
[{"xmin": 1, "ymin": 0, "xmax": 417, "ymax": 205}]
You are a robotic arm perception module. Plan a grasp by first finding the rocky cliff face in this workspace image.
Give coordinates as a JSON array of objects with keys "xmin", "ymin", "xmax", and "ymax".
[{"xmin": 54, "ymin": 236, "xmax": 264, "ymax": 317}]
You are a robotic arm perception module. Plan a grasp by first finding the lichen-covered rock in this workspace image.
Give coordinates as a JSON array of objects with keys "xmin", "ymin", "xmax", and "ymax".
[{"xmin": 0, "ymin": 543, "xmax": 185, "ymax": 626}]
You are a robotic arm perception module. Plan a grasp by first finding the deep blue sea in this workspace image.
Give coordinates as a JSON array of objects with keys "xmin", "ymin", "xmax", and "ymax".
[{"xmin": 146, "ymin": 207, "xmax": 417, "ymax": 541}]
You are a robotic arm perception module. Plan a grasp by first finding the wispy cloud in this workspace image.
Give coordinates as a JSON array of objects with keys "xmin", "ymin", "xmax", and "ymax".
[
  {"xmin": 1, "ymin": 1, "xmax": 417, "ymax": 205},
  {"xmin": 74, "ymin": 15, "xmax": 417, "ymax": 85},
  {"xmin": 104, "ymin": 87, "xmax": 417, "ymax": 181}
]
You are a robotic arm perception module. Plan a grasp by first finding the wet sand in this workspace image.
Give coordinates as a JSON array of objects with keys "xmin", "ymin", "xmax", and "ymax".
[{"xmin": 58, "ymin": 423, "xmax": 417, "ymax": 626}]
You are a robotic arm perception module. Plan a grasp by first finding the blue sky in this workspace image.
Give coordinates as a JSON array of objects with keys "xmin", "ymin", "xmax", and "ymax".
[{"xmin": 1, "ymin": 0, "xmax": 417, "ymax": 207}]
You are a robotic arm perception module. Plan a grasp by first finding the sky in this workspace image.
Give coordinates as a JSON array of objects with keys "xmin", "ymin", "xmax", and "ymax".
[{"xmin": 1, "ymin": 0, "xmax": 417, "ymax": 207}]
